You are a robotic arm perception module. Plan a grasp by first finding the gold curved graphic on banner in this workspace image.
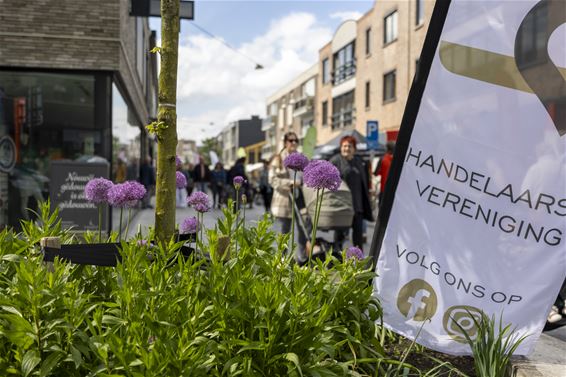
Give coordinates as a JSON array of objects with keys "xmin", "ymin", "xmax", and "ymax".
[{"xmin": 439, "ymin": 41, "xmax": 566, "ymax": 94}]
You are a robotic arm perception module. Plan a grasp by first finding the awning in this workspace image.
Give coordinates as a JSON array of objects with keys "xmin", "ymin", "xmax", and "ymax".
[{"xmin": 312, "ymin": 129, "xmax": 385, "ymax": 160}]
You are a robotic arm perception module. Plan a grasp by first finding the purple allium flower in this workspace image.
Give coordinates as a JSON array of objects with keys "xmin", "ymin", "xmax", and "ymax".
[
  {"xmin": 107, "ymin": 183, "xmax": 129, "ymax": 207},
  {"xmin": 84, "ymin": 177, "xmax": 113, "ymax": 204},
  {"xmin": 176, "ymin": 171, "xmax": 187, "ymax": 188},
  {"xmin": 303, "ymin": 160, "xmax": 342, "ymax": 192},
  {"xmin": 108, "ymin": 181, "xmax": 146, "ymax": 208},
  {"xmin": 346, "ymin": 246, "xmax": 364, "ymax": 260},
  {"xmin": 233, "ymin": 176, "xmax": 245, "ymax": 190},
  {"xmin": 175, "ymin": 155, "xmax": 182, "ymax": 169},
  {"xmin": 137, "ymin": 239, "xmax": 149, "ymax": 247},
  {"xmin": 284, "ymin": 152, "xmax": 309, "ymax": 172},
  {"xmin": 123, "ymin": 181, "xmax": 146, "ymax": 201},
  {"xmin": 180, "ymin": 216, "xmax": 199, "ymax": 234},
  {"xmin": 187, "ymin": 191, "xmax": 211, "ymax": 213}
]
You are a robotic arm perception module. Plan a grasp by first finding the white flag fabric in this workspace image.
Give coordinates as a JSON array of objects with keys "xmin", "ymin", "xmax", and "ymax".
[{"xmin": 374, "ymin": 0, "xmax": 565, "ymax": 355}]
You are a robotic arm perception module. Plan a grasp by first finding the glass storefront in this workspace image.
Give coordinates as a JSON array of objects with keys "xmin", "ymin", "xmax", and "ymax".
[
  {"xmin": 112, "ymin": 84, "xmax": 141, "ymax": 183},
  {"xmin": 0, "ymin": 70, "xmax": 112, "ymax": 230}
]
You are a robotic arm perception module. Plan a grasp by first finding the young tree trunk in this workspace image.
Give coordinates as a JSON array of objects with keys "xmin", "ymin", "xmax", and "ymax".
[{"xmin": 155, "ymin": 0, "xmax": 180, "ymax": 243}]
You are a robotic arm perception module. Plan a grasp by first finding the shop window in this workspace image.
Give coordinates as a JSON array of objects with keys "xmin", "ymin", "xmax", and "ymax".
[{"xmin": 0, "ymin": 71, "xmax": 110, "ymax": 230}]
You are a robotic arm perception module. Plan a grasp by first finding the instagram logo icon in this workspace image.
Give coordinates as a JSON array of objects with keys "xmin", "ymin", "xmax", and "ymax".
[{"xmin": 443, "ymin": 305, "xmax": 484, "ymax": 343}]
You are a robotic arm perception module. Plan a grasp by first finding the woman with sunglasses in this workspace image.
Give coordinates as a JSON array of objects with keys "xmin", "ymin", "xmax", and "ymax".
[{"xmin": 269, "ymin": 131, "xmax": 307, "ymax": 263}]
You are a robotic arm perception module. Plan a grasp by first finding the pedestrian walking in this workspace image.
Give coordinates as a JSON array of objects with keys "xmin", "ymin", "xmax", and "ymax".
[
  {"xmin": 139, "ymin": 156, "xmax": 155, "ymax": 209},
  {"xmin": 269, "ymin": 131, "xmax": 307, "ymax": 262},
  {"xmin": 330, "ymin": 136, "xmax": 373, "ymax": 250},
  {"xmin": 211, "ymin": 162, "xmax": 227, "ymax": 209},
  {"xmin": 228, "ymin": 157, "xmax": 248, "ymax": 209},
  {"xmin": 259, "ymin": 159, "xmax": 273, "ymax": 214},
  {"xmin": 375, "ymin": 141, "xmax": 395, "ymax": 203},
  {"xmin": 193, "ymin": 156, "xmax": 211, "ymax": 193}
]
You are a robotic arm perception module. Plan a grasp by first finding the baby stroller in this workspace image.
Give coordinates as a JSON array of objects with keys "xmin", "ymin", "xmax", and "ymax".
[{"xmin": 291, "ymin": 182, "xmax": 354, "ymax": 265}]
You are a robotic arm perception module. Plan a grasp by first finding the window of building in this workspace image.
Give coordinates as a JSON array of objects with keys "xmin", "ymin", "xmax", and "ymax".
[
  {"xmin": 322, "ymin": 58, "xmax": 330, "ymax": 84},
  {"xmin": 383, "ymin": 70, "xmax": 396, "ymax": 102},
  {"xmin": 365, "ymin": 27, "xmax": 372, "ymax": 55},
  {"xmin": 416, "ymin": 0, "xmax": 424, "ymax": 25},
  {"xmin": 384, "ymin": 11, "xmax": 398, "ymax": 44},
  {"xmin": 0, "ymin": 71, "xmax": 112, "ymax": 230},
  {"xmin": 365, "ymin": 81, "xmax": 371, "ymax": 109},
  {"xmin": 332, "ymin": 41, "xmax": 356, "ymax": 85},
  {"xmin": 332, "ymin": 90, "xmax": 355, "ymax": 129},
  {"xmin": 322, "ymin": 101, "xmax": 328, "ymax": 126}
]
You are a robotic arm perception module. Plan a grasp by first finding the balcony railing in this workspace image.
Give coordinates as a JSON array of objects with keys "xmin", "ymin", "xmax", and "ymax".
[
  {"xmin": 293, "ymin": 96, "xmax": 314, "ymax": 117},
  {"xmin": 331, "ymin": 108, "xmax": 356, "ymax": 130},
  {"xmin": 261, "ymin": 115, "xmax": 276, "ymax": 131},
  {"xmin": 332, "ymin": 61, "xmax": 356, "ymax": 86}
]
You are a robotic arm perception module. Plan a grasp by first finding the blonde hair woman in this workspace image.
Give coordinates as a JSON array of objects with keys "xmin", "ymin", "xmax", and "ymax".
[{"xmin": 268, "ymin": 132, "xmax": 307, "ymax": 263}]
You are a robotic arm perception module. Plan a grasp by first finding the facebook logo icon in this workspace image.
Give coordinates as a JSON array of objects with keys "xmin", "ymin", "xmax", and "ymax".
[{"xmin": 397, "ymin": 279, "xmax": 438, "ymax": 322}]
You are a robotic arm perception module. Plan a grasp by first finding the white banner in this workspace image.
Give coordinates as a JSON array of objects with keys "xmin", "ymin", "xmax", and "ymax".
[{"xmin": 374, "ymin": 0, "xmax": 565, "ymax": 355}]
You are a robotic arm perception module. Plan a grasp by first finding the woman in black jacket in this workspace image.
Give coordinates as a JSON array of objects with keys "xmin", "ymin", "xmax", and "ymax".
[{"xmin": 330, "ymin": 135, "xmax": 373, "ymax": 250}]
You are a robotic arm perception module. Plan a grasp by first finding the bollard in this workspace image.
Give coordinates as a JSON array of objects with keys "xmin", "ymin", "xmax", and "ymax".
[{"xmin": 40, "ymin": 237, "xmax": 60, "ymax": 272}]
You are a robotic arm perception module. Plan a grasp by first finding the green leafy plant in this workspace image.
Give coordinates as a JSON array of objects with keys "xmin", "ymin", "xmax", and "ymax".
[
  {"xmin": 455, "ymin": 311, "xmax": 528, "ymax": 377},
  {"xmin": 0, "ymin": 202, "xmax": 470, "ymax": 376}
]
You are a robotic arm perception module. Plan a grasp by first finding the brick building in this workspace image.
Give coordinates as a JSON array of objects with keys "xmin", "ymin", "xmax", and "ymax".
[
  {"xmin": 263, "ymin": 64, "xmax": 317, "ymax": 160},
  {"xmin": 315, "ymin": 0, "xmax": 435, "ymax": 145},
  {"xmin": 0, "ymin": 0, "xmax": 158, "ymax": 231}
]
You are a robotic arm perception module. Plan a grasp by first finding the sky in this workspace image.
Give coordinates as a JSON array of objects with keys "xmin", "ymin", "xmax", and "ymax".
[{"xmin": 149, "ymin": 0, "xmax": 374, "ymax": 145}]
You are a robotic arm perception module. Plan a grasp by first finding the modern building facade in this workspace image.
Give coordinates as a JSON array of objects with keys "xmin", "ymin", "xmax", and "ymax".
[
  {"xmin": 219, "ymin": 116, "xmax": 263, "ymax": 168},
  {"xmin": 263, "ymin": 64, "xmax": 318, "ymax": 160},
  {"xmin": 176, "ymin": 139, "xmax": 198, "ymax": 166},
  {"xmin": 315, "ymin": 0, "xmax": 434, "ymax": 145},
  {"xmin": 0, "ymin": 0, "xmax": 158, "ymax": 231}
]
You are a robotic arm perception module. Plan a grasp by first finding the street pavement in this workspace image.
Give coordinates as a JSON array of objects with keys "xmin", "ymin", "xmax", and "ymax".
[{"xmin": 125, "ymin": 195, "xmax": 377, "ymax": 255}]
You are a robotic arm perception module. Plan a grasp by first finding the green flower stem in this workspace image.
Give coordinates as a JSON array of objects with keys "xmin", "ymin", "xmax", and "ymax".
[
  {"xmin": 125, "ymin": 208, "xmax": 132, "ymax": 241},
  {"xmin": 309, "ymin": 188, "xmax": 325, "ymax": 262},
  {"xmin": 98, "ymin": 205, "xmax": 102, "ymax": 242},
  {"xmin": 290, "ymin": 171, "xmax": 297, "ymax": 254},
  {"xmin": 235, "ymin": 188, "xmax": 240, "ymax": 253},
  {"xmin": 118, "ymin": 207, "xmax": 123, "ymax": 242}
]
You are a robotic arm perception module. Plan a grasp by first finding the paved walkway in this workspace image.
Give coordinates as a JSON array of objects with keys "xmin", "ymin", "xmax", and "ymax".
[{"xmin": 125, "ymin": 196, "xmax": 376, "ymax": 255}]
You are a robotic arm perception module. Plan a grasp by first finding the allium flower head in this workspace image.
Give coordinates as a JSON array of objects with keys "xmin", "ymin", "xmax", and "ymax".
[
  {"xmin": 108, "ymin": 181, "xmax": 146, "ymax": 208},
  {"xmin": 346, "ymin": 246, "xmax": 364, "ymax": 260},
  {"xmin": 187, "ymin": 191, "xmax": 211, "ymax": 213},
  {"xmin": 180, "ymin": 216, "xmax": 199, "ymax": 234},
  {"xmin": 107, "ymin": 183, "xmax": 129, "ymax": 207},
  {"xmin": 176, "ymin": 171, "xmax": 187, "ymax": 188},
  {"xmin": 303, "ymin": 160, "xmax": 342, "ymax": 192},
  {"xmin": 284, "ymin": 152, "xmax": 309, "ymax": 171},
  {"xmin": 123, "ymin": 181, "xmax": 146, "ymax": 201},
  {"xmin": 84, "ymin": 177, "xmax": 113, "ymax": 204},
  {"xmin": 137, "ymin": 239, "xmax": 149, "ymax": 247},
  {"xmin": 233, "ymin": 176, "xmax": 245, "ymax": 190},
  {"xmin": 175, "ymin": 155, "xmax": 182, "ymax": 169}
]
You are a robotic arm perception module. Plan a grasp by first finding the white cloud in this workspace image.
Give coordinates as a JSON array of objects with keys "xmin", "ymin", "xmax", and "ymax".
[
  {"xmin": 175, "ymin": 12, "xmax": 332, "ymax": 143},
  {"xmin": 329, "ymin": 11, "xmax": 363, "ymax": 22}
]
